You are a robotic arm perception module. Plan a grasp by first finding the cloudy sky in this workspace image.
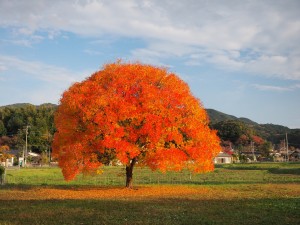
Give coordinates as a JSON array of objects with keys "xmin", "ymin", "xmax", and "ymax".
[{"xmin": 0, "ymin": 0, "xmax": 299, "ymax": 128}]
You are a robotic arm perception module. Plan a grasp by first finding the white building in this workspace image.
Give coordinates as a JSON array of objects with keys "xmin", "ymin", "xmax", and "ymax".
[
  {"xmin": 0, "ymin": 157, "xmax": 14, "ymax": 167},
  {"xmin": 214, "ymin": 152, "xmax": 233, "ymax": 164}
]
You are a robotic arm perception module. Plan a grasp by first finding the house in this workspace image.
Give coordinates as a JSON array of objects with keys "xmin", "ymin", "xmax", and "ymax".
[
  {"xmin": 271, "ymin": 152, "xmax": 285, "ymax": 162},
  {"xmin": 27, "ymin": 152, "xmax": 42, "ymax": 166},
  {"xmin": 214, "ymin": 152, "xmax": 233, "ymax": 164},
  {"xmin": 0, "ymin": 149, "xmax": 19, "ymax": 167},
  {"xmin": 289, "ymin": 150, "xmax": 300, "ymax": 162},
  {"xmin": 279, "ymin": 150, "xmax": 294, "ymax": 161},
  {"xmin": 0, "ymin": 157, "xmax": 14, "ymax": 167}
]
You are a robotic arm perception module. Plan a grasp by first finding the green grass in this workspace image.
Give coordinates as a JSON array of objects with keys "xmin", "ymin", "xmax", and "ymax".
[
  {"xmin": 1, "ymin": 198, "xmax": 299, "ymax": 225},
  {"xmin": 1, "ymin": 163, "xmax": 300, "ymax": 225},
  {"xmin": 4, "ymin": 162, "xmax": 300, "ymax": 186}
]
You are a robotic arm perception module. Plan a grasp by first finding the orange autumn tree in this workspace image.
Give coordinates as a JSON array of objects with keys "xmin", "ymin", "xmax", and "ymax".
[
  {"xmin": 0, "ymin": 145, "xmax": 12, "ymax": 165},
  {"xmin": 52, "ymin": 62, "xmax": 221, "ymax": 188}
]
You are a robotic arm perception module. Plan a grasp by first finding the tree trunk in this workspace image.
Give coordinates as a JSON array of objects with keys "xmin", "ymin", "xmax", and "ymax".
[
  {"xmin": 0, "ymin": 167, "xmax": 5, "ymax": 185},
  {"xmin": 125, "ymin": 157, "xmax": 137, "ymax": 188}
]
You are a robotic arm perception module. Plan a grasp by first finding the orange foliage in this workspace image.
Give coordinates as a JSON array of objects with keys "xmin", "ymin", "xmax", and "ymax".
[
  {"xmin": 252, "ymin": 135, "xmax": 264, "ymax": 145},
  {"xmin": 2, "ymin": 184, "xmax": 299, "ymax": 201},
  {"xmin": 0, "ymin": 145, "xmax": 12, "ymax": 163},
  {"xmin": 52, "ymin": 61, "xmax": 221, "ymax": 181}
]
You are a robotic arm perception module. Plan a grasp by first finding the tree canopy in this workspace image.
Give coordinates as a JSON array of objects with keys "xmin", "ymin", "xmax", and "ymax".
[
  {"xmin": 0, "ymin": 145, "xmax": 12, "ymax": 163},
  {"xmin": 0, "ymin": 104, "xmax": 56, "ymax": 153},
  {"xmin": 52, "ymin": 62, "xmax": 221, "ymax": 187},
  {"xmin": 212, "ymin": 120, "xmax": 252, "ymax": 145}
]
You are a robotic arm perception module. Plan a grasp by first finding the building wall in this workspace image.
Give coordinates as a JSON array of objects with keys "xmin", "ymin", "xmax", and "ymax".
[
  {"xmin": 214, "ymin": 157, "xmax": 232, "ymax": 164},
  {"xmin": 1, "ymin": 157, "xmax": 14, "ymax": 167}
]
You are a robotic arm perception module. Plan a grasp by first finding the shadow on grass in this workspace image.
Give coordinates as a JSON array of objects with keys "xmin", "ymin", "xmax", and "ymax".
[
  {"xmin": 2, "ymin": 178, "xmax": 299, "ymax": 191},
  {"xmin": 153, "ymin": 180, "xmax": 300, "ymax": 186},
  {"xmin": 221, "ymin": 165, "xmax": 300, "ymax": 175},
  {"xmin": 268, "ymin": 168, "xmax": 300, "ymax": 175},
  {"xmin": 0, "ymin": 197, "xmax": 299, "ymax": 225},
  {"xmin": 223, "ymin": 166, "xmax": 264, "ymax": 170},
  {"xmin": 0, "ymin": 183, "xmax": 126, "ymax": 191}
]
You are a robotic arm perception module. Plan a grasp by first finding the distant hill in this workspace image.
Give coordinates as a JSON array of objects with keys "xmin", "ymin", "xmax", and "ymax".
[
  {"xmin": 0, "ymin": 103, "xmax": 33, "ymax": 109},
  {"xmin": 206, "ymin": 109, "xmax": 238, "ymax": 124},
  {"xmin": 206, "ymin": 109, "xmax": 258, "ymax": 125},
  {"xmin": 0, "ymin": 103, "xmax": 57, "ymax": 109},
  {"xmin": 206, "ymin": 108, "xmax": 300, "ymax": 147},
  {"xmin": 1, "ymin": 103, "xmax": 299, "ymax": 148},
  {"xmin": 37, "ymin": 103, "xmax": 58, "ymax": 108}
]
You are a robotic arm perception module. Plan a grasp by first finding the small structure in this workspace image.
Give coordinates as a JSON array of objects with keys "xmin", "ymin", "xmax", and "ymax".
[
  {"xmin": 289, "ymin": 150, "xmax": 300, "ymax": 162},
  {"xmin": 214, "ymin": 151, "xmax": 233, "ymax": 164},
  {"xmin": 0, "ymin": 157, "xmax": 14, "ymax": 167},
  {"xmin": 271, "ymin": 152, "xmax": 285, "ymax": 162},
  {"xmin": 0, "ymin": 149, "xmax": 17, "ymax": 167},
  {"xmin": 27, "ymin": 152, "xmax": 42, "ymax": 166}
]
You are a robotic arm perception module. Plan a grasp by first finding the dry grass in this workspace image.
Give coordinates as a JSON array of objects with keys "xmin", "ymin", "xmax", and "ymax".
[
  {"xmin": 1, "ymin": 184, "xmax": 299, "ymax": 225},
  {"xmin": 1, "ymin": 163, "xmax": 299, "ymax": 224},
  {"xmin": 1, "ymin": 183, "xmax": 299, "ymax": 201}
]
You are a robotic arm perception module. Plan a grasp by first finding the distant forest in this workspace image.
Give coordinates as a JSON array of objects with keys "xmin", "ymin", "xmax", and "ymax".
[
  {"xmin": 0, "ymin": 104, "xmax": 299, "ymax": 154},
  {"xmin": 207, "ymin": 109, "xmax": 300, "ymax": 149},
  {"xmin": 0, "ymin": 103, "xmax": 56, "ymax": 153}
]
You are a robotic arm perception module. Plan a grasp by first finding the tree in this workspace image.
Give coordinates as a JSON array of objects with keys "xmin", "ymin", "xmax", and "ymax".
[
  {"xmin": 212, "ymin": 120, "xmax": 251, "ymax": 144},
  {"xmin": 0, "ymin": 165, "xmax": 5, "ymax": 185},
  {"xmin": 0, "ymin": 120, "xmax": 6, "ymax": 136},
  {"xmin": 251, "ymin": 135, "xmax": 264, "ymax": 145},
  {"xmin": 0, "ymin": 145, "xmax": 12, "ymax": 167},
  {"xmin": 258, "ymin": 141, "xmax": 273, "ymax": 157},
  {"xmin": 0, "ymin": 104, "xmax": 56, "ymax": 154},
  {"xmin": 52, "ymin": 62, "xmax": 221, "ymax": 188},
  {"xmin": 0, "ymin": 145, "xmax": 11, "ymax": 185}
]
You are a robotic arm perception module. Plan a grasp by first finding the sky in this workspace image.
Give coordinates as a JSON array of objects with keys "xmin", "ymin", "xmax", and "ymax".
[{"xmin": 0, "ymin": 0, "xmax": 299, "ymax": 128}]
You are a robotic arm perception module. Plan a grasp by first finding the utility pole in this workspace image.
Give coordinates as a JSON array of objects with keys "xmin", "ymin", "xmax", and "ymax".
[
  {"xmin": 22, "ymin": 146, "xmax": 25, "ymax": 168},
  {"xmin": 42, "ymin": 130, "xmax": 52, "ymax": 166},
  {"xmin": 286, "ymin": 133, "xmax": 289, "ymax": 162},
  {"xmin": 24, "ymin": 125, "xmax": 30, "ymax": 166},
  {"xmin": 251, "ymin": 141, "xmax": 256, "ymax": 162}
]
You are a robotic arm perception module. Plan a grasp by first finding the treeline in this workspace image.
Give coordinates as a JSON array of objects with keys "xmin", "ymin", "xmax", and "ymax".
[
  {"xmin": 0, "ymin": 104, "xmax": 299, "ymax": 155},
  {"xmin": 207, "ymin": 109, "xmax": 300, "ymax": 149},
  {"xmin": 210, "ymin": 120, "xmax": 276, "ymax": 161},
  {"xmin": 0, "ymin": 103, "xmax": 56, "ymax": 153}
]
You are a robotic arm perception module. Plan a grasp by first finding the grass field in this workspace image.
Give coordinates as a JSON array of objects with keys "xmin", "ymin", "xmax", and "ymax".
[{"xmin": 1, "ymin": 163, "xmax": 300, "ymax": 225}]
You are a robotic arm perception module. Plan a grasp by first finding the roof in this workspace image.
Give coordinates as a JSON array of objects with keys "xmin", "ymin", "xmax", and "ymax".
[
  {"xmin": 289, "ymin": 150, "xmax": 300, "ymax": 155},
  {"xmin": 28, "ymin": 152, "xmax": 40, "ymax": 157},
  {"xmin": 215, "ymin": 152, "xmax": 232, "ymax": 158}
]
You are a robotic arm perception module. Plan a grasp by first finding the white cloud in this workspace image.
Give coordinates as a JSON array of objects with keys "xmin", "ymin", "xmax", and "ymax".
[
  {"xmin": 83, "ymin": 49, "xmax": 102, "ymax": 56},
  {"xmin": 130, "ymin": 48, "xmax": 172, "ymax": 68},
  {"xmin": 0, "ymin": 54, "xmax": 93, "ymax": 105},
  {"xmin": 0, "ymin": 55, "xmax": 78, "ymax": 83},
  {"xmin": 245, "ymin": 54, "xmax": 300, "ymax": 80},
  {"xmin": 130, "ymin": 40, "xmax": 196, "ymax": 65},
  {"xmin": 0, "ymin": 38, "xmax": 33, "ymax": 47},
  {"xmin": 0, "ymin": 0, "xmax": 299, "ymax": 79},
  {"xmin": 253, "ymin": 83, "xmax": 300, "ymax": 92},
  {"xmin": 16, "ymin": 27, "xmax": 35, "ymax": 36},
  {"xmin": 253, "ymin": 84, "xmax": 292, "ymax": 92},
  {"xmin": 0, "ymin": 64, "xmax": 7, "ymax": 72}
]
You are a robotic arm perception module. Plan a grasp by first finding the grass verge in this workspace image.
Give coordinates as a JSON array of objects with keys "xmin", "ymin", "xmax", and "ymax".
[{"xmin": 1, "ymin": 163, "xmax": 299, "ymax": 225}]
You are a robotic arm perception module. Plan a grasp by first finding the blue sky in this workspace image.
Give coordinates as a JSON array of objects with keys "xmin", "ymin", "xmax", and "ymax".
[{"xmin": 0, "ymin": 0, "xmax": 299, "ymax": 128}]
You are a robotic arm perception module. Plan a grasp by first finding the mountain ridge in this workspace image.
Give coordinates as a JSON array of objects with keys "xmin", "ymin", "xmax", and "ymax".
[
  {"xmin": 0, "ymin": 103, "xmax": 296, "ymax": 129},
  {"xmin": 206, "ymin": 108, "xmax": 299, "ymax": 147},
  {"xmin": 206, "ymin": 108, "xmax": 291, "ymax": 128},
  {"xmin": 1, "ymin": 103, "xmax": 299, "ymax": 149},
  {"xmin": 0, "ymin": 103, "xmax": 57, "ymax": 109}
]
